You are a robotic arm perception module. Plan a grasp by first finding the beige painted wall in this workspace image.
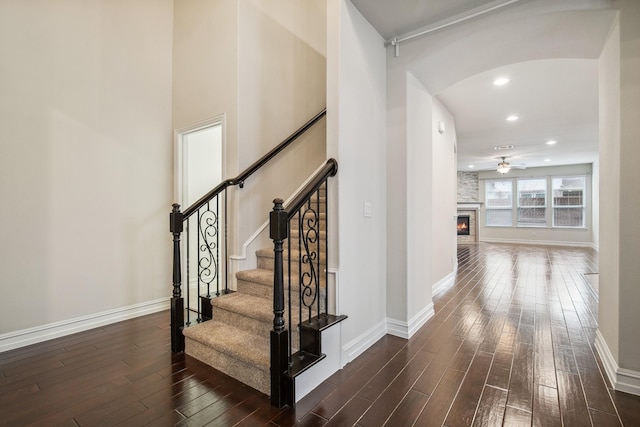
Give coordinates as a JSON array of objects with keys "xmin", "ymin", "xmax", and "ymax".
[
  {"xmin": 172, "ymin": 0, "xmax": 327, "ymax": 270},
  {"xmin": 236, "ymin": 0, "xmax": 327, "ymax": 248},
  {"xmin": 0, "ymin": 0, "xmax": 174, "ymax": 334}
]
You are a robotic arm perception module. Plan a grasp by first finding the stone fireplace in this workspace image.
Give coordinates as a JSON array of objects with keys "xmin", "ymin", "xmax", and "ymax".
[{"xmin": 457, "ymin": 203, "xmax": 480, "ymax": 244}]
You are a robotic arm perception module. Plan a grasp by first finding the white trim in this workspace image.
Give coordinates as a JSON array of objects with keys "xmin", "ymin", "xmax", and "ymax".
[
  {"xmin": 387, "ymin": 303, "xmax": 435, "ymax": 339},
  {"xmin": 595, "ymin": 329, "xmax": 640, "ymax": 396},
  {"xmin": 342, "ymin": 319, "xmax": 388, "ymax": 364},
  {"xmin": 480, "ymin": 237, "xmax": 595, "ymax": 248},
  {"xmin": 174, "ymin": 114, "xmax": 226, "ymax": 205},
  {"xmin": 0, "ymin": 298, "xmax": 170, "ymax": 353},
  {"xmin": 433, "ymin": 264, "xmax": 457, "ymax": 296},
  {"xmin": 386, "ymin": 317, "xmax": 409, "ymax": 339}
]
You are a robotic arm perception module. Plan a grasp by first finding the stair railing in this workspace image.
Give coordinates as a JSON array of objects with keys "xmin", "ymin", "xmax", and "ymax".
[
  {"xmin": 169, "ymin": 109, "xmax": 326, "ymax": 353},
  {"xmin": 270, "ymin": 158, "xmax": 345, "ymax": 407}
]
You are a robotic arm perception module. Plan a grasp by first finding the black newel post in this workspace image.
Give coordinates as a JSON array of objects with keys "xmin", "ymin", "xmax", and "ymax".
[
  {"xmin": 270, "ymin": 198, "xmax": 291, "ymax": 407},
  {"xmin": 170, "ymin": 203, "xmax": 185, "ymax": 353}
]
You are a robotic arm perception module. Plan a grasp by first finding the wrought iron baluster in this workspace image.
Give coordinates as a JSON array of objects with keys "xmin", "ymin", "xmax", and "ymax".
[
  {"xmin": 316, "ymin": 187, "xmax": 321, "ymax": 318},
  {"xmin": 186, "ymin": 219, "xmax": 191, "ymax": 327},
  {"xmin": 224, "ymin": 188, "xmax": 228, "ymax": 294},
  {"xmin": 323, "ymin": 183, "xmax": 329, "ymax": 315}
]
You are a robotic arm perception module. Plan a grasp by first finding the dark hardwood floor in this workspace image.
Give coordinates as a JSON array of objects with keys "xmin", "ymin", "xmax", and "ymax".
[{"xmin": 2, "ymin": 243, "xmax": 640, "ymax": 426}]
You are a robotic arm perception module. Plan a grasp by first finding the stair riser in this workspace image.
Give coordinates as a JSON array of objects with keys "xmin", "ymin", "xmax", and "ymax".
[
  {"xmin": 185, "ymin": 337, "xmax": 269, "ymax": 395},
  {"xmin": 257, "ymin": 255, "xmax": 327, "ymax": 274},
  {"xmin": 236, "ymin": 279, "xmax": 327, "ymax": 306},
  {"xmin": 213, "ymin": 307, "xmax": 305, "ymax": 349}
]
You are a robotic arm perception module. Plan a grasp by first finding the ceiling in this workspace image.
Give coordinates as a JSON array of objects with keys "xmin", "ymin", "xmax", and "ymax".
[{"xmin": 351, "ymin": 0, "xmax": 614, "ymax": 172}]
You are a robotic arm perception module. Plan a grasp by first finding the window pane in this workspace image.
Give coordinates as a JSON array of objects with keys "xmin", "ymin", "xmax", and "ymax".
[
  {"xmin": 518, "ymin": 179, "xmax": 546, "ymax": 226},
  {"xmin": 486, "ymin": 209, "xmax": 512, "ymax": 226},
  {"xmin": 554, "ymin": 207, "xmax": 584, "ymax": 227},
  {"xmin": 518, "ymin": 207, "xmax": 546, "ymax": 226},
  {"xmin": 486, "ymin": 180, "xmax": 512, "ymax": 226},
  {"xmin": 552, "ymin": 176, "xmax": 585, "ymax": 228}
]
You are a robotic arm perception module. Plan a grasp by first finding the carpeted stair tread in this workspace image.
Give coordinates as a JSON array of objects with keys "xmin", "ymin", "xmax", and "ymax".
[
  {"xmin": 182, "ymin": 320, "xmax": 269, "ymax": 370},
  {"xmin": 236, "ymin": 268, "xmax": 302, "ymax": 289},
  {"xmin": 212, "ymin": 292, "xmax": 273, "ymax": 323},
  {"xmin": 237, "ymin": 268, "xmax": 278, "ymax": 286}
]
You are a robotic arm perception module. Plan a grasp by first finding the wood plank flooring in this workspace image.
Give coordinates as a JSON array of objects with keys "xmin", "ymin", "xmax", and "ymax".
[{"xmin": 2, "ymin": 243, "xmax": 640, "ymax": 426}]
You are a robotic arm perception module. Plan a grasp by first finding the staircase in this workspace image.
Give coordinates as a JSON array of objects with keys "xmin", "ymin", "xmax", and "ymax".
[
  {"xmin": 182, "ymin": 184, "xmax": 338, "ymax": 396},
  {"xmin": 182, "ymin": 245, "xmax": 319, "ymax": 395},
  {"xmin": 169, "ymin": 123, "xmax": 346, "ymax": 406}
]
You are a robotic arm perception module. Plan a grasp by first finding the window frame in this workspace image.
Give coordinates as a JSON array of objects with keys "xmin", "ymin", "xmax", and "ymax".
[
  {"xmin": 484, "ymin": 179, "xmax": 514, "ymax": 227},
  {"xmin": 516, "ymin": 178, "xmax": 547, "ymax": 227},
  {"xmin": 483, "ymin": 174, "xmax": 588, "ymax": 230},
  {"xmin": 551, "ymin": 175, "xmax": 587, "ymax": 229}
]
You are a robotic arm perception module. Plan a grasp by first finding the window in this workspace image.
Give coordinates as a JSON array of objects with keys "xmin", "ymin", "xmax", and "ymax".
[
  {"xmin": 485, "ymin": 180, "xmax": 513, "ymax": 226},
  {"xmin": 517, "ymin": 179, "xmax": 546, "ymax": 226},
  {"xmin": 552, "ymin": 176, "xmax": 585, "ymax": 227}
]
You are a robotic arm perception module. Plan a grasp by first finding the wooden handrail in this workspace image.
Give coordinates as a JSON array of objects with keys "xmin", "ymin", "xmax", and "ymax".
[{"xmin": 182, "ymin": 109, "xmax": 326, "ymax": 219}]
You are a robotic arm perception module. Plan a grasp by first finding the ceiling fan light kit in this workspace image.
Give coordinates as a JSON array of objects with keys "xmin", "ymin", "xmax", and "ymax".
[{"xmin": 497, "ymin": 157, "xmax": 511, "ymax": 173}]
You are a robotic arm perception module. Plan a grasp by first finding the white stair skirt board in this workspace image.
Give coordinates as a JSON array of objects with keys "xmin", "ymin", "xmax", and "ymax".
[
  {"xmin": 0, "ymin": 297, "xmax": 170, "ymax": 353},
  {"xmin": 229, "ymin": 161, "xmax": 330, "ymax": 276},
  {"xmin": 295, "ymin": 322, "xmax": 343, "ymax": 402},
  {"xmin": 595, "ymin": 329, "xmax": 640, "ymax": 396},
  {"xmin": 387, "ymin": 303, "xmax": 435, "ymax": 340}
]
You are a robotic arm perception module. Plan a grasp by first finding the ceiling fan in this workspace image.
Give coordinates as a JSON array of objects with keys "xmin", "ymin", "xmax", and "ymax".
[{"xmin": 495, "ymin": 156, "xmax": 527, "ymax": 174}]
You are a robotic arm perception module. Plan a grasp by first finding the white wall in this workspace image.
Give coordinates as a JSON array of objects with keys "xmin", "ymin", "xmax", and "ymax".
[
  {"xmin": 598, "ymin": 13, "xmax": 620, "ymax": 364},
  {"xmin": 386, "ymin": 51, "xmax": 458, "ymax": 337},
  {"xmin": 406, "ymin": 74, "xmax": 433, "ymax": 325},
  {"xmin": 478, "ymin": 164, "xmax": 595, "ymax": 247},
  {"xmin": 597, "ymin": 0, "xmax": 640, "ymax": 395},
  {"xmin": 431, "ymin": 98, "xmax": 457, "ymax": 288},
  {"xmin": 0, "ymin": 1, "xmax": 173, "ymax": 338},
  {"xmin": 615, "ymin": 0, "xmax": 640, "ymax": 375},
  {"xmin": 327, "ymin": 0, "xmax": 388, "ymax": 362}
]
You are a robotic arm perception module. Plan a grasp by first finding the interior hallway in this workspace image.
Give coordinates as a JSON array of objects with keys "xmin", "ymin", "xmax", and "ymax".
[{"xmin": 1, "ymin": 244, "xmax": 639, "ymax": 426}]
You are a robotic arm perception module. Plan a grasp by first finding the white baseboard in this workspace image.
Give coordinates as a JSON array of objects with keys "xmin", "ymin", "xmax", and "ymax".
[
  {"xmin": 480, "ymin": 237, "xmax": 595, "ymax": 248},
  {"xmin": 0, "ymin": 298, "xmax": 170, "ymax": 353},
  {"xmin": 595, "ymin": 329, "xmax": 640, "ymax": 396},
  {"xmin": 342, "ymin": 319, "xmax": 387, "ymax": 364},
  {"xmin": 387, "ymin": 303, "xmax": 434, "ymax": 340},
  {"xmin": 433, "ymin": 265, "xmax": 457, "ymax": 296}
]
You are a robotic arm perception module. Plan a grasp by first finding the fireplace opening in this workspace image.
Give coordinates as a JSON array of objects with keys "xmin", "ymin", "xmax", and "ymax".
[{"xmin": 457, "ymin": 215, "xmax": 470, "ymax": 236}]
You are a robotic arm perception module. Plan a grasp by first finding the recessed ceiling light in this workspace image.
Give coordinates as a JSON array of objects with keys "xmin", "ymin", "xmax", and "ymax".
[
  {"xmin": 544, "ymin": 158, "xmax": 551, "ymax": 162},
  {"xmin": 493, "ymin": 77, "xmax": 510, "ymax": 86},
  {"xmin": 546, "ymin": 140, "xmax": 557, "ymax": 145},
  {"xmin": 468, "ymin": 165, "xmax": 475, "ymax": 168},
  {"xmin": 506, "ymin": 115, "xmax": 519, "ymax": 121}
]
